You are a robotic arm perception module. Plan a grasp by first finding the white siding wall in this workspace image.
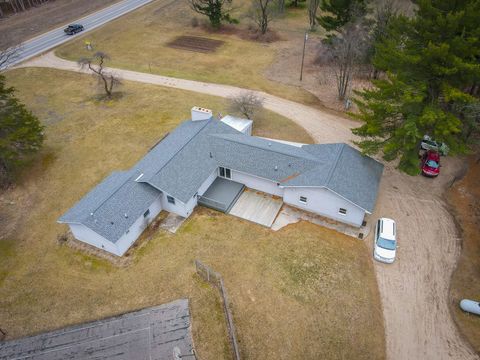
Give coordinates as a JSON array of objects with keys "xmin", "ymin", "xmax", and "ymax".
[
  {"xmin": 183, "ymin": 196, "xmax": 197, "ymax": 217},
  {"xmin": 68, "ymin": 196, "xmax": 163, "ymax": 257},
  {"xmin": 69, "ymin": 223, "xmax": 119, "ymax": 255},
  {"xmin": 283, "ymin": 187, "xmax": 366, "ymax": 227},
  {"xmin": 160, "ymin": 192, "xmax": 187, "ymax": 217},
  {"xmin": 115, "ymin": 196, "xmax": 163, "ymax": 255},
  {"xmin": 230, "ymin": 170, "xmax": 284, "ymax": 197},
  {"xmin": 244, "ymin": 123, "xmax": 252, "ymax": 136}
]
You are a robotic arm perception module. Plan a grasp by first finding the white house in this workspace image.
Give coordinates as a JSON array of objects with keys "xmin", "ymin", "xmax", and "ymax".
[{"xmin": 58, "ymin": 107, "xmax": 383, "ymax": 256}]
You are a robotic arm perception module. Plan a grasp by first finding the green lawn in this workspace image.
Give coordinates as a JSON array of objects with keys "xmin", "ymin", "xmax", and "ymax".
[{"xmin": 0, "ymin": 68, "xmax": 385, "ymax": 359}]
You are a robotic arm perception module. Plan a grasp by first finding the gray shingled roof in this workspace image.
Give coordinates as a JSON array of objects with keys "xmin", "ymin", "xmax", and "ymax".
[
  {"xmin": 58, "ymin": 169, "xmax": 160, "ymax": 243},
  {"xmin": 142, "ymin": 120, "xmax": 237, "ymax": 201},
  {"xmin": 138, "ymin": 119, "xmax": 382, "ymax": 211},
  {"xmin": 133, "ymin": 119, "xmax": 209, "ymax": 182},
  {"xmin": 324, "ymin": 145, "xmax": 383, "ymax": 213},
  {"xmin": 59, "ymin": 117, "xmax": 383, "ymax": 244},
  {"xmin": 208, "ymin": 134, "xmax": 383, "ymax": 212}
]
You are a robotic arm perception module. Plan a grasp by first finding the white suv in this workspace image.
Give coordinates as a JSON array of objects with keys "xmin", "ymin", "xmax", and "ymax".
[{"xmin": 373, "ymin": 218, "xmax": 397, "ymax": 264}]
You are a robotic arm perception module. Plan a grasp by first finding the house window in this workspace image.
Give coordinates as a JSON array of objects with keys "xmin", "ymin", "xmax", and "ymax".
[
  {"xmin": 299, "ymin": 196, "xmax": 307, "ymax": 204},
  {"xmin": 219, "ymin": 167, "xmax": 231, "ymax": 179},
  {"xmin": 339, "ymin": 208, "xmax": 347, "ymax": 215},
  {"xmin": 143, "ymin": 209, "xmax": 150, "ymax": 218},
  {"xmin": 167, "ymin": 195, "xmax": 175, "ymax": 204}
]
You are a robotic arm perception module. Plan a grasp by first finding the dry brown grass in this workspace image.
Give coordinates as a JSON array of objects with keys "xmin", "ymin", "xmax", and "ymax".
[
  {"xmin": 0, "ymin": 68, "xmax": 384, "ymax": 359},
  {"xmin": 55, "ymin": 0, "xmax": 319, "ymax": 106},
  {"xmin": 448, "ymin": 155, "xmax": 480, "ymax": 353}
]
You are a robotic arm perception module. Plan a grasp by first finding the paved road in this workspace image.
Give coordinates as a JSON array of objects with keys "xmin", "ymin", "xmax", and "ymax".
[
  {"xmin": 1, "ymin": 0, "xmax": 154, "ymax": 70},
  {"xmin": 20, "ymin": 53, "xmax": 480, "ymax": 360}
]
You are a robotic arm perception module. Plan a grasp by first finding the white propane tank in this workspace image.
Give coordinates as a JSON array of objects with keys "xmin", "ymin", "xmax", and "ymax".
[{"xmin": 460, "ymin": 299, "xmax": 480, "ymax": 315}]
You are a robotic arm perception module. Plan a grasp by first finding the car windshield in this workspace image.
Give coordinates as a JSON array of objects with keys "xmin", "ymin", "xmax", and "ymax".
[
  {"xmin": 377, "ymin": 237, "xmax": 396, "ymax": 250},
  {"xmin": 426, "ymin": 160, "xmax": 439, "ymax": 168},
  {"xmin": 423, "ymin": 140, "xmax": 436, "ymax": 146}
]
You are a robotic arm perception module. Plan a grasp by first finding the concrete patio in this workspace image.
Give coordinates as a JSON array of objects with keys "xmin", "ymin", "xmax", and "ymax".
[
  {"xmin": 159, "ymin": 213, "xmax": 186, "ymax": 233},
  {"xmin": 272, "ymin": 205, "xmax": 371, "ymax": 239},
  {"xmin": 228, "ymin": 189, "xmax": 283, "ymax": 227}
]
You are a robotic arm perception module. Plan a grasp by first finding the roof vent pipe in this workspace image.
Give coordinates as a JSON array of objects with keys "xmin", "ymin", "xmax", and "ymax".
[
  {"xmin": 124, "ymin": 213, "xmax": 128, "ymax": 218},
  {"xmin": 274, "ymin": 166, "xmax": 278, "ymax": 171}
]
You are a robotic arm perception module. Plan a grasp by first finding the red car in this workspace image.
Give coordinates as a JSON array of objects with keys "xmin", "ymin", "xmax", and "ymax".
[{"xmin": 421, "ymin": 150, "xmax": 440, "ymax": 177}]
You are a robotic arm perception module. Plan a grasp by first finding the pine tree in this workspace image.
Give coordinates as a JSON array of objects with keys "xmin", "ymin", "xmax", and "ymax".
[
  {"xmin": 188, "ymin": 0, "xmax": 235, "ymax": 29},
  {"xmin": 318, "ymin": 0, "xmax": 367, "ymax": 33},
  {"xmin": 352, "ymin": 0, "xmax": 480, "ymax": 174},
  {"xmin": 0, "ymin": 75, "xmax": 44, "ymax": 186}
]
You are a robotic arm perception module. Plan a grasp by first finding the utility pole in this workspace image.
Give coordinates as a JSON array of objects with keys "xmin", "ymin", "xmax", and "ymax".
[{"xmin": 300, "ymin": 31, "xmax": 309, "ymax": 81}]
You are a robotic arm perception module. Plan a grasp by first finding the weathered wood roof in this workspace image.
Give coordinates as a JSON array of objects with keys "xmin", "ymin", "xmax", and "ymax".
[{"xmin": 0, "ymin": 299, "xmax": 194, "ymax": 360}]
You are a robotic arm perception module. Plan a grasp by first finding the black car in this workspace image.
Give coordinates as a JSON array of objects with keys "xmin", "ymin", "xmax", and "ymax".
[{"xmin": 64, "ymin": 24, "xmax": 84, "ymax": 35}]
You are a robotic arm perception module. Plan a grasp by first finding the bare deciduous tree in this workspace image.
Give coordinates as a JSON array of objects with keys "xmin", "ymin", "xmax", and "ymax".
[
  {"xmin": 307, "ymin": 0, "xmax": 320, "ymax": 30},
  {"xmin": 316, "ymin": 22, "xmax": 369, "ymax": 100},
  {"xmin": 249, "ymin": 0, "xmax": 276, "ymax": 35},
  {"xmin": 229, "ymin": 91, "xmax": 264, "ymax": 119},
  {"xmin": 78, "ymin": 52, "xmax": 121, "ymax": 98},
  {"xmin": 277, "ymin": 0, "xmax": 285, "ymax": 14}
]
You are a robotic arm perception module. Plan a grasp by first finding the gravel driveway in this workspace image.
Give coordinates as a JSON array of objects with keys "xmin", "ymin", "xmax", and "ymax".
[{"xmin": 19, "ymin": 52, "xmax": 480, "ymax": 360}]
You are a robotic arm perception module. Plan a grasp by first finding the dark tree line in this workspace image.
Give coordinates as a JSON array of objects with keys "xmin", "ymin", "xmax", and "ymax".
[
  {"xmin": 313, "ymin": 0, "xmax": 479, "ymax": 174},
  {"xmin": 0, "ymin": 0, "xmax": 51, "ymax": 18},
  {"xmin": 0, "ymin": 74, "xmax": 44, "ymax": 187},
  {"xmin": 352, "ymin": 0, "xmax": 480, "ymax": 174}
]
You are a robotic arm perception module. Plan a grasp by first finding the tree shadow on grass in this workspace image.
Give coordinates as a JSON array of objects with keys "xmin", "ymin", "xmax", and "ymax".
[{"xmin": 91, "ymin": 91, "xmax": 125, "ymax": 103}]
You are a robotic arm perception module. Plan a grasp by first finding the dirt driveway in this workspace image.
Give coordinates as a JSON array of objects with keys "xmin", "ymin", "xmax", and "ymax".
[
  {"xmin": 373, "ymin": 160, "xmax": 478, "ymax": 359},
  {"xmin": 19, "ymin": 53, "xmax": 479, "ymax": 360}
]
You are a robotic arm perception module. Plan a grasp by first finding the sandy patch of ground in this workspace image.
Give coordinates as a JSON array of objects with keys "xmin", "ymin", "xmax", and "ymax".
[
  {"xmin": 264, "ymin": 35, "xmax": 370, "ymax": 113},
  {"xmin": 448, "ymin": 155, "xmax": 480, "ymax": 353},
  {"xmin": 371, "ymin": 159, "xmax": 478, "ymax": 359}
]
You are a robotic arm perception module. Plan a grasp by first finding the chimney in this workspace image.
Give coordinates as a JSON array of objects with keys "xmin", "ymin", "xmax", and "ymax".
[{"xmin": 191, "ymin": 106, "xmax": 213, "ymax": 121}]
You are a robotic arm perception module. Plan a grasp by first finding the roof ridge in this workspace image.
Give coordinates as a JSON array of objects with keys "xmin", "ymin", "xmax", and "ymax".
[
  {"xmin": 324, "ymin": 143, "xmax": 346, "ymax": 186},
  {"xmin": 211, "ymin": 133, "xmax": 318, "ymax": 162},
  {"xmin": 143, "ymin": 119, "xmax": 213, "ymax": 184},
  {"xmin": 87, "ymin": 170, "xmax": 133, "ymax": 219}
]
